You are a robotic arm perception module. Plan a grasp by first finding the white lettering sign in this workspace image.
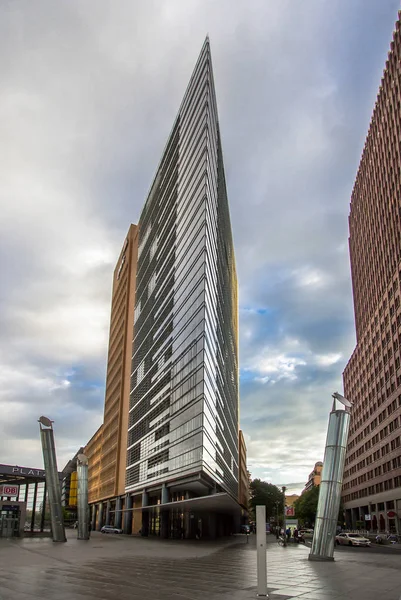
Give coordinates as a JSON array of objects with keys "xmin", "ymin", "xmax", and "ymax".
[{"xmin": 11, "ymin": 467, "xmax": 45, "ymax": 477}]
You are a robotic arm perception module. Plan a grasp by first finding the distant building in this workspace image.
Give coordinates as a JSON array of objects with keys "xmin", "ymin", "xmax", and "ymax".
[
  {"xmin": 285, "ymin": 494, "xmax": 299, "ymax": 507},
  {"xmin": 302, "ymin": 462, "xmax": 323, "ymax": 494},
  {"xmin": 284, "ymin": 494, "xmax": 299, "ymax": 517},
  {"xmin": 342, "ymin": 10, "xmax": 401, "ymax": 534},
  {"xmin": 85, "ymin": 425, "xmax": 103, "ymax": 506},
  {"xmin": 61, "ymin": 447, "xmax": 84, "ymax": 521}
]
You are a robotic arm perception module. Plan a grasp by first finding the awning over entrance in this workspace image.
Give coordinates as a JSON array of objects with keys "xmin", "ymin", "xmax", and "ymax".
[
  {"xmin": 133, "ymin": 492, "xmax": 241, "ymax": 515},
  {"xmin": 0, "ymin": 463, "xmax": 61, "ymax": 486}
]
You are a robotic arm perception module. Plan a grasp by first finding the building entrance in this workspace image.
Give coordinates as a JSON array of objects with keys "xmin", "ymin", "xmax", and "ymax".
[{"xmin": 0, "ymin": 508, "xmax": 20, "ymax": 538}]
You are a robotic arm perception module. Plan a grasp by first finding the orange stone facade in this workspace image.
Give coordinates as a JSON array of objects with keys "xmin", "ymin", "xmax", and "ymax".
[{"xmin": 85, "ymin": 225, "xmax": 138, "ymax": 529}]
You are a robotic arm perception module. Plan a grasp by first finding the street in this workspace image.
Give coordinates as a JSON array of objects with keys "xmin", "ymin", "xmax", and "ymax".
[{"xmin": 304, "ymin": 539, "xmax": 401, "ymax": 556}]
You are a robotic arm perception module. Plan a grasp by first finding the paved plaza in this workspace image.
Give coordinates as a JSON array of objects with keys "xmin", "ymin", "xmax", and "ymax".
[{"xmin": 1, "ymin": 531, "xmax": 401, "ymax": 600}]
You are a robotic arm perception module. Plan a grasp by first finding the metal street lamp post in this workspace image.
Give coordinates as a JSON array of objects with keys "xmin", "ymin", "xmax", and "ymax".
[
  {"xmin": 38, "ymin": 416, "xmax": 66, "ymax": 543},
  {"xmin": 77, "ymin": 454, "xmax": 89, "ymax": 540},
  {"xmin": 309, "ymin": 392, "xmax": 352, "ymax": 561},
  {"xmin": 282, "ymin": 486, "xmax": 287, "ymax": 547}
]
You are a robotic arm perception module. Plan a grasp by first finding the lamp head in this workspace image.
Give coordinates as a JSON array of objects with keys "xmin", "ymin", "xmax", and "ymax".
[
  {"xmin": 38, "ymin": 416, "xmax": 53, "ymax": 428},
  {"xmin": 332, "ymin": 392, "xmax": 353, "ymax": 408}
]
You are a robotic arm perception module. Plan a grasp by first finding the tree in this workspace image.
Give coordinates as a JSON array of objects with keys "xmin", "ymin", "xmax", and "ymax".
[
  {"xmin": 294, "ymin": 486, "xmax": 344, "ymax": 527},
  {"xmin": 294, "ymin": 486, "xmax": 319, "ymax": 525},
  {"xmin": 249, "ymin": 479, "xmax": 284, "ymax": 522}
]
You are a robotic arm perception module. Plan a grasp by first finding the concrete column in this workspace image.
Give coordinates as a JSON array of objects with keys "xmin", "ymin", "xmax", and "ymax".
[
  {"xmin": 160, "ymin": 484, "xmax": 170, "ymax": 539},
  {"xmin": 141, "ymin": 490, "xmax": 149, "ymax": 537},
  {"xmin": 115, "ymin": 497, "xmax": 122, "ymax": 530},
  {"xmin": 30, "ymin": 483, "xmax": 38, "ymax": 532},
  {"xmin": 91, "ymin": 504, "xmax": 96, "ymax": 531},
  {"xmin": 40, "ymin": 483, "xmax": 47, "ymax": 532},
  {"xmin": 97, "ymin": 502, "xmax": 104, "ymax": 531},
  {"xmin": 123, "ymin": 494, "xmax": 133, "ymax": 535},
  {"xmin": 105, "ymin": 500, "xmax": 111, "ymax": 526},
  {"xmin": 161, "ymin": 484, "xmax": 169, "ymax": 505},
  {"xmin": 208, "ymin": 512, "xmax": 217, "ymax": 539}
]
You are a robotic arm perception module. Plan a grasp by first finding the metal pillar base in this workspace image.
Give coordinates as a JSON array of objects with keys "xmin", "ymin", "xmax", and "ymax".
[{"xmin": 309, "ymin": 555, "xmax": 335, "ymax": 562}]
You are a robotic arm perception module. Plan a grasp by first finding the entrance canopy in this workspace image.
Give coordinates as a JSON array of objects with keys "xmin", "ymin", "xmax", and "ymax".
[
  {"xmin": 0, "ymin": 463, "xmax": 62, "ymax": 487},
  {"xmin": 135, "ymin": 492, "xmax": 242, "ymax": 515}
]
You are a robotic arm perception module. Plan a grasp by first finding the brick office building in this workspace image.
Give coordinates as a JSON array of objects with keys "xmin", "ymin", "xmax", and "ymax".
[{"xmin": 342, "ymin": 11, "xmax": 401, "ymax": 533}]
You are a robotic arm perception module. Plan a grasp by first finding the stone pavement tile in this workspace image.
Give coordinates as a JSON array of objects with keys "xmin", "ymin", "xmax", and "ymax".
[
  {"xmin": 298, "ymin": 592, "xmax": 346, "ymax": 600},
  {"xmin": 217, "ymin": 590, "xmax": 293, "ymax": 600},
  {"xmin": 301, "ymin": 590, "xmax": 344, "ymax": 598},
  {"xmin": 344, "ymin": 590, "xmax": 401, "ymax": 600},
  {"xmin": 277, "ymin": 579, "xmax": 323, "ymax": 589},
  {"xmin": 0, "ymin": 588, "xmax": 43, "ymax": 600},
  {"xmin": 268, "ymin": 588, "xmax": 315, "ymax": 598},
  {"xmin": 291, "ymin": 585, "xmax": 327, "ymax": 593}
]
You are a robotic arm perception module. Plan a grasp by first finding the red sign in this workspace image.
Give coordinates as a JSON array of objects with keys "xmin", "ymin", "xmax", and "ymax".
[
  {"xmin": 285, "ymin": 506, "xmax": 295, "ymax": 517},
  {"xmin": 387, "ymin": 511, "xmax": 397, "ymax": 518},
  {"xmin": 0, "ymin": 485, "xmax": 19, "ymax": 497}
]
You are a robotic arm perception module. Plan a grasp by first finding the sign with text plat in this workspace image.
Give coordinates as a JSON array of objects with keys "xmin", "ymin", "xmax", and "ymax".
[{"xmin": 0, "ymin": 485, "xmax": 19, "ymax": 497}]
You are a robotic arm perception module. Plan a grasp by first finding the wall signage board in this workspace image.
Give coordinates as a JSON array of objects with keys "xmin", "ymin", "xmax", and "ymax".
[{"xmin": 0, "ymin": 485, "xmax": 19, "ymax": 497}]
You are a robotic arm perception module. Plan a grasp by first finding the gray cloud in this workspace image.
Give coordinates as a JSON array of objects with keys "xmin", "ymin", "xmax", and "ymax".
[{"xmin": 0, "ymin": 0, "xmax": 399, "ymax": 489}]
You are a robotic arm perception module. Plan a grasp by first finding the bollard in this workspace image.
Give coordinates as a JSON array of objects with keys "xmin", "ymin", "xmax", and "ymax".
[{"xmin": 256, "ymin": 505, "xmax": 268, "ymax": 597}]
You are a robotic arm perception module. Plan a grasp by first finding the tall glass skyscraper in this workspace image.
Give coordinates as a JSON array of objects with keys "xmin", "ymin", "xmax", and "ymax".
[{"xmin": 125, "ymin": 38, "xmax": 240, "ymax": 538}]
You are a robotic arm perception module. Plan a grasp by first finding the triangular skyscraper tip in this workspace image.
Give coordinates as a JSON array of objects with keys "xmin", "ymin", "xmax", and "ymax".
[{"xmin": 126, "ymin": 35, "xmax": 239, "ymax": 509}]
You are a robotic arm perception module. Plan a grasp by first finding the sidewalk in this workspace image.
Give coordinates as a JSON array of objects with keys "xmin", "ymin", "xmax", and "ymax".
[
  {"xmin": 0, "ymin": 531, "xmax": 401, "ymax": 599},
  {"xmin": 232, "ymin": 534, "xmax": 401, "ymax": 599}
]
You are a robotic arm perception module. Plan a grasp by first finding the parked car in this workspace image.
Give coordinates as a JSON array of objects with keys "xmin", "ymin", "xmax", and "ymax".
[
  {"xmin": 240, "ymin": 524, "xmax": 250, "ymax": 534},
  {"xmin": 298, "ymin": 529, "xmax": 314, "ymax": 539},
  {"xmin": 101, "ymin": 525, "xmax": 123, "ymax": 534},
  {"xmin": 335, "ymin": 533, "xmax": 371, "ymax": 547}
]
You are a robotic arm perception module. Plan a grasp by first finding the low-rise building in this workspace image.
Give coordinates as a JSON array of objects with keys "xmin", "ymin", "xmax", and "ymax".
[{"xmin": 302, "ymin": 462, "xmax": 323, "ymax": 495}]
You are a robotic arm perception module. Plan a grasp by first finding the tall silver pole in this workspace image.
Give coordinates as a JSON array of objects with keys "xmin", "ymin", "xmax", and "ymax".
[
  {"xmin": 256, "ymin": 505, "xmax": 268, "ymax": 597},
  {"xmin": 38, "ymin": 416, "xmax": 66, "ymax": 543},
  {"xmin": 77, "ymin": 454, "xmax": 89, "ymax": 540},
  {"xmin": 309, "ymin": 393, "xmax": 352, "ymax": 561}
]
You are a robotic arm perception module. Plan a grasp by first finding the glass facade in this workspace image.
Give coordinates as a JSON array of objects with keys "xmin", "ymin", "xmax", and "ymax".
[{"xmin": 126, "ymin": 38, "xmax": 239, "ymax": 499}]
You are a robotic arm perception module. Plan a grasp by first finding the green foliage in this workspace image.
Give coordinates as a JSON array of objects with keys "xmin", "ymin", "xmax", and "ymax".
[
  {"xmin": 294, "ymin": 486, "xmax": 344, "ymax": 526},
  {"xmin": 294, "ymin": 486, "xmax": 320, "ymax": 525},
  {"xmin": 250, "ymin": 479, "xmax": 284, "ymax": 520}
]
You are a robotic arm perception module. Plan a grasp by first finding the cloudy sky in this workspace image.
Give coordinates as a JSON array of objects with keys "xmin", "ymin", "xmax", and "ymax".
[{"xmin": 1, "ymin": 0, "xmax": 399, "ymax": 493}]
